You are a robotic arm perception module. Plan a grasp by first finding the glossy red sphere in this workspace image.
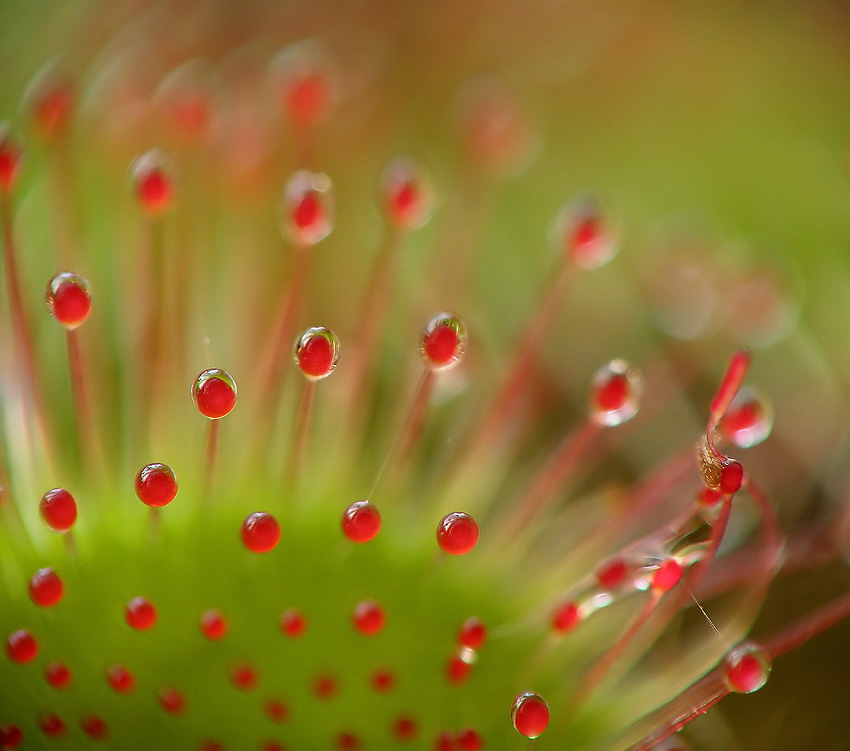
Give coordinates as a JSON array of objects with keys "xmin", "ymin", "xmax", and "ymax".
[{"xmin": 241, "ymin": 512, "xmax": 281, "ymax": 553}]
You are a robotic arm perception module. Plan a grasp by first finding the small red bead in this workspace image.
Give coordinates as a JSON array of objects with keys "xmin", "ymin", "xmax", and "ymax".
[
  {"xmin": 158, "ymin": 686, "xmax": 186, "ymax": 715},
  {"xmin": 458, "ymin": 617, "xmax": 487, "ymax": 650},
  {"xmin": 200, "ymin": 741, "xmax": 224, "ymax": 751},
  {"xmin": 294, "ymin": 327, "xmax": 339, "ymax": 380},
  {"xmin": 192, "ymin": 369, "xmax": 237, "ymax": 419},
  {"xmin": 437, "ymin": 512, "xmax": 479, "ymax": 556},
  {"xmin": 420, "ymin": 314, "xmax": 466, "ymax": 370},
  {"xmin": 45, "ymin": 660, "xmax": 72, "ymax": 689},
  {"xmin": 283, "ymin": 171, "xmax": 333, "ymax": 245},
  {"xmin": 594, "ymin": 373, "xmax": 629, "ymax": 413},
  {"xmin": 337, "ymin": 733, "xmax": 360, "ymax": 751},
  {"xmin": 265, "ymin": 699, "xmax": 289, "ymax": 723},
  {"xmin": 446, "ymin": 654, "xmax": 472, "ymax": 685},
  {"xmin": 551, "ymin": 601, "xmax": 580, "ymax": 634},
  {"xmin": 6, "ymin": 629, "xmax": 38, "ymax": 663},
  {"xmin": 719, "ymin": 459, "xmax": 744, "ymax": 495},
  {"xmin": 286, "ymin": 72, "xmax": 331, "ymax": 129},
  {"xmin": 106, "ymin": 664, "xmax": 135, "ymax": 694},
  {"xmin": 29, "ymin": 568, "xmax": 64, "ymax": 607},
  {"xmin": 280, "ymin": 608, "xmax": 306, "ymax": 638},
  {"xmin": 724, "ymin": 642, "xmax": 771, "ymax": 694},
  {"xmin": 393, "ymin": 717, "xmax": 418, "ymax": 742},
  {"xmin": 200, "ymin": 609, "xmax": 228, "ymax": 640},
  {"xmin": 353, "ymin": 600, "xmax": 385, "ymax": 636},
  {"xmin": 80, "ymin": 714, "xmax": 108, "ymax": 741},
  {"xmin": 39, "ymin": 488, "xmax": 77, "ymax": 532},
  {"xmin": 652, "ymin": 558, "xmax": 684, "ymax": 593},
  {"xmin": 341, "ymin": 500, "xmax": 381, "ymax": 543},
  {"xmin": 132, "ymin": 150, "xmax": 174, "ymax": 214},
  {"xmin": 371, "ymin": 668, "xmax": 395, "ymax": 693},
  {"xmin": 242, "ymin": 512, "xmax": 281, "ymax": 553},
  {"xmin": 45, "ymin": 272, "xmax": 91, "ymax": 330},
  {"xmin": 596, "ymin": 558, "xmax": 628, "ymax": 590},
  {"xmin": 456, "ymin": 728, "xmax": 483, "ymax": 751},
  {"xmin": 125, "ymin": 596, "xmax": 157, "ymax": 630},
  {"xmin": 260, "ymin": 742, "xmax": 286, "ymax": 751},
  {"xmin": 230, "ymin": 663, "xmax": 258, "ymax": 691},
  {"xmin": 511, "ymin": 692, "xmax": 550, "ymax": 739},
  {"xmin": 30, "ymin": 80, "xmax": 74, "ymax": 140},
  {"xmin": 38, "ymin": 713, "xmax": 65, "ymax": 738},
  {"xmin": 0, "ymin": 723, "xmax": 23, "ymax": 750},
  {"xmin": 135, "ymin": 463, "xmax": 178, "ymax": 507},
  {"xmin": 313, "ymin": 674, "xmax": 338, "ymax": 700},
  {"xmin": 382, "ymin": 157, "xmax": 434, "ymax": 230}
]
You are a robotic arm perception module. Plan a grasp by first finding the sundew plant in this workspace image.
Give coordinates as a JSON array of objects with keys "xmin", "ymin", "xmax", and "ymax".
[{"xmin": 1, "ymin": 1, "xmax": 850, "ymax": 750}]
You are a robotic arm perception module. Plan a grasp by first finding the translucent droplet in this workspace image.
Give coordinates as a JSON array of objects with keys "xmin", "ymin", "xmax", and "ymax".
[
  {"xmin": 556, "ymin": 196, "xmax": 617, "ymax": 270},
  {"xmin": 436, "ymin": 511, "xmax": 479, "ymax": 555},
  {"xmin": 282, "ymin": 170, "xmax": 333, "ymax": 246},
  {"xmin": 294, "ymin": 326, "xmax": 340, "ymax": 380},
  {"xmin": 511, "ymin": 692, "xmax": 550, "ymax": 739},
  {"xmin": 23, "ymin": 60, "xmax": 74, "ymax": 141},
  {"xmin": 588, "ymin": 359, "xmax": 643, "ymax": 426},
  {"xmin": 268, "ymin": 39, "xmax": 336, "ymax": 129},
  {"xmin": 130, "ymin": 149, "xmax": 175, "ymax": 214},
  {"xmin": 723, "ymin": 641, "xmax": 771, "ymax": 694},
  {"xmin": 456, "ymin": 77, "xmax": 537, "ymax": 177},
  {"xmin": 718, "ymin": 386, "xmax": 773, "ymax": 448},
  {"xmin": 45, "ymin": 272, "xmax": 92, "ymax": 330},
  {"xmin": 381, "ymin": 156, "xmax": 436, "ymax": 230},
  {"xmin": 420, "ymin": 313, "xmax": 467, "ymax": 371},
  {"xmin": 192, "ymin": 368, "xmax": 237, "ymax": 419}
]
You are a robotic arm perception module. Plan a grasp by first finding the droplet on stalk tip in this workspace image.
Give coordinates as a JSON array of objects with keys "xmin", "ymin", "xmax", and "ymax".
[
  {"xmin": 458, "ymin": 617, "xmax": 487, "ymax": 650},
  {"xmin": 698, "ymin": 441, "xmax": 744, "ymax": 495},
  {"xmin": 39, "ymin": 488, "xmax": 77, "ymax": 533},
  {"xmin": 192, "ymin": 368, "xmax": 237, "ymax": 419},
  {"xmin": 341, "ymin": 500, "xmax": 381, "ymax": 543},
  {"xmin": 5, "ymin": 629, "xmax": 38, "ymax": 664},
  {"xmin": 588, "ymin": 359, "xmax": 643, "ymax": 426},
  {"xmin": 269, "ymin": 40, "xmax": 335, "ymax": 129},
  {"xmin": 158, "ymin": 686, "xmax": 186, "ymax": 715},
  {"xmin": 131, "ymin": 149, "xmax": 175, "ymax": 215},
  {"xmin": 282, "ymin": 170, "xmax": 333, "ymax": 246},
  {"xmin": 558, "ymin": 196, "xmax": 617, "ymax": 269},
  {"xmin": 511, "ymin": 691, "xmax": 550, "ymax": 739},
  {"xmin": 723, "ymin": 641, "xmax": 771, "ymax": 693},
  {"xmin": 125, "ymin": 596, "xmax": 157, "ymax": 630},
  {"xmin": 45, "ymin": 272, "xmax": 92, "ymax": 330},
  {"xmin": 294, "ymin": 326, "xmax": 340, "ymax": 380},
  {"xmin": 437, "ymin": 512, "xmax": 479, "ymax": 555},
  {"xmin": 280, "ymin": 608, "xmax": 307, "ymax": 637},
  {"xmin": 44, "ymin": 660, "xmax": 71, "ymax": 689},
  {"xmin": 106, "ymin": 665, "xmax": 135, "ymax": 694},
  {"xmin": 241, "ymin": 512, "xmax": 281, "ymax": 553},
  {"xmin": 352, "ymin": 600, "xmax": 386, "ymax": 636},
  {"xmin": 420, "ymin": 313, "xmax": 467, "ymax": 371},
  {"xmin": 199, "ymin": 609, "xmax": 228, "ymax": 641},
  {"xmin": 24, "ymin": 62, "xmax": 74, "ymax": 140},
  {"xmin": 718, "ymin": 386, "xmax": 773, "ymax": 448},
  {"xmin": 28, "ymin": 568, "xmax": 64, "ymax": 607},
  {"xmin": 381, "ymin": 156, "xmax": 436, "ymax": 230},
  {"xmin": 134, "ymin": 463, "xmax": 178, "ymax": 507}
]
